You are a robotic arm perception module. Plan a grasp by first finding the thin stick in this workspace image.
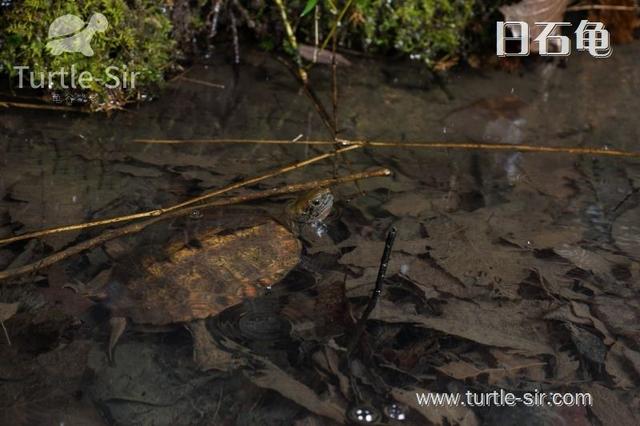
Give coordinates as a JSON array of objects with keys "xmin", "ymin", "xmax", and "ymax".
[
  {"xmin": 0, "ymin": 320, "xmax": 11, "ymax": 346},
  {"xmin": 0, "ymin": 101, "xmax": 85, "ymax": 113},
  {"xmin": 0, "ymin": 168, "xmax": 391, "ymax": 282},
  {"xmin": 0, "ymin": 145, "xmax": 362, "ymax": 246},
  {"xmin": 209, "ymin": 0, "xmax": 223, "ymax": 38},
  {"xmin": 275, "ymin": 55, "xmax": 336, "ymax": 137},
  {"xmin": 131, "ymin": 138, "xmax": 640, "ymax": 159},
  {"xmin": 176, "ymin": 76, "xmax": 225, "ymax": 89},
  {"xmin": 347, "ymin": 226, "xmax": 397, "ymax": 357},
  {"xmin": 319, "ymin": 0, "xmax": 354, "ymax": 54},
  {"xmin": 567, "ymin": 4, "xmax": 637, "ymax": 12},
  {"xmin": 273, "ymin": 0, "xmax": 306, "ymax": 81},
  {"xmin": 271, "ymin": 1, "xmax": 336, "ymax": 138}
]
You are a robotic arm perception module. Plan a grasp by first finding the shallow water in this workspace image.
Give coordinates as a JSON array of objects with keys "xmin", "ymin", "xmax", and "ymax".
[{"xmin": 1, "ymin": 44, "xmax": 640, "ymax": 425}]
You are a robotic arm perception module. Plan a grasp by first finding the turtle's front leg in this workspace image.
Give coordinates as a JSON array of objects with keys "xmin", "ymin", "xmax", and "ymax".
[
  {"xmin": 187, "ymin": 320, "xmax": 243, "ymax": 371},
  {"xmin": 108, "ymin": 317, "xmax": 127, "ymax": 363}
]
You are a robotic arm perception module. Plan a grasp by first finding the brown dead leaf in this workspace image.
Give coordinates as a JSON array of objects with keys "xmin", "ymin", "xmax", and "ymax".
[
  {"xmin": 0, "ymin": 302, "xmax": 19, "ymax": 322},
  {"xmin": 612, "ymin": 205, "xmax": 640, "ymax": 260},
  {"xmin": 545, "ymin": 302, "xmax": 614, "ymax": 345},
  {"xmin": 400, "ymin": 257, "xmax": 483, "ymax": 300},
  {"xmin": 339, "ymin": 239, "xmax": 426, "ymax": 268},
  {"xmin": 565, "ymin": 323, "xmax": 607, "ymax": 365},
  {"xmin": 490, "ymin": 349, "xmax": 548, "ymax": 382},
  {"xmin": 435, "ymin": 357, "xmax": 546, "ymax": 384},
  {"xmin": 311, "ymin": 346, "xmax": 351, "ymax": 400},
  {"xmin": 426, "ymin": 212, "xmax": 533, "ymax": 299},
  {"xmin": 500, "ymin": 0, "xmax": 570, "ymax": 53},
  {"xmin": 585, "ymin": 384, "xmax": 640, "ymax": 426},
  {"xmin": 382, "ymin": 193, "xmax": 432, "ymax": 217},
  {"xmin": 244, "ymin": 356, "xmax": 346, "ymax": 424},
  {"xmin": 605, "ymin": 341, "xmax": 639, "ymax": 389},
  {"xmin": 371, "ymin": 298, "xmax": 553, "ymax": 355},
  {"xmin": 593, "ymin": 296, "xmax": 640, "ymax": 339},
  {"xmin": 552, "ymin": 349, "xmax": 580, "ymax": 382},
  {"xmin": 40, "ymin": 266, "xmax": 94, "ymax": 318},
  {"xmin": 515, "ymin": 155, "xmax": 580, "ymax": 200},
  {"xmin": 283, "ymin": 279, "xmax": 351, "ymax": 341},
  {"xmin": 554, "ymin": 245, "xmax": 615, "ymax": 281},
  {"xmin": 479, "ymin": 191, "xmax": 584, "ymax": 250}
]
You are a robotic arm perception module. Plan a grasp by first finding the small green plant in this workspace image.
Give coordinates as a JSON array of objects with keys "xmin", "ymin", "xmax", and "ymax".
[
  {"xmin": 0, "ymin": 0, "xmax": 174, "ymax": 110},
  {"xmin": 355, "ymin": 0, "xmax": 475, "ymax": 64},
  {"xmin": 292, "ymin": 0, "xmax": 475, "ymax": 65}
]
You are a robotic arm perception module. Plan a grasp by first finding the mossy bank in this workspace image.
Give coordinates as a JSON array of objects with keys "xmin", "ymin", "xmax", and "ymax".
[
  {"xmin": 0, "ymin": 0, "xmax": 174, "ymax": 111},
  {"xmin": 0, "ymin": 0, "xmax": 509, "ymax": 110}
]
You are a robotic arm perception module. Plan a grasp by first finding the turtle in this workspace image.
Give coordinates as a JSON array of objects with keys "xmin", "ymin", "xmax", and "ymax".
[
  {"xmin": 46, "ymin": 13, "xmax": 108, "ymax": 57},
  {"xmin": 77, "ymin": 188, "xmax": 334, "ymax": 367}
]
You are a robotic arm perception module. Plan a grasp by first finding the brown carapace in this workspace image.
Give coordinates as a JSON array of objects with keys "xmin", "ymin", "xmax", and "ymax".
[
  {"xmin": 107, "ymin": 218, "xmax": 301, "ymax": 363},
  {"xmin": 104, "ymin": 188, "xmax": 333, "ymax": 365}
]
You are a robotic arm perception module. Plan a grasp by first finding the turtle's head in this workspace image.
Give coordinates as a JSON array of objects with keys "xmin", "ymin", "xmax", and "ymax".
[
  {"xmin": 89, "ymin": 13, "xmax": 108, "ymax": 32},
  {"xmin": 287, "ymin": 188, "xmax": 334, "ymax": 228}
]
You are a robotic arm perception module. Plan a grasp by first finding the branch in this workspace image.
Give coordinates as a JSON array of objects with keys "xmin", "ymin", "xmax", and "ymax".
[
  {"xmin": 131, "ymin": 137, "xmax": 640, "ymax": 159},
  {"xmin": 346, "ymin": 226, "xmax": 397, "ymax": 357},
  {"xmin": 0, "ymin": 168, "xmax": 391, "ymax": 282},
  {"xmin": 0, "ymin": 144, "xmax": 362, "ymax": 246}
]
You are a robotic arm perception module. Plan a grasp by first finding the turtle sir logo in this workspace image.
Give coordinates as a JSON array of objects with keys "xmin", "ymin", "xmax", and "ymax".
[
  {"xmin": 15, "ymin": 13, "xmax": 139, "ymax": 90},
  {"xmin": 46, "ymin": 13, "xmax": 108, "ymax": 57}
]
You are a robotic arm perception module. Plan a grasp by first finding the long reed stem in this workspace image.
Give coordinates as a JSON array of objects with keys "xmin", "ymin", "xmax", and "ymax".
[{"xmin": 0, "ymin": 145, "xmax": 362, "ymax": 247}]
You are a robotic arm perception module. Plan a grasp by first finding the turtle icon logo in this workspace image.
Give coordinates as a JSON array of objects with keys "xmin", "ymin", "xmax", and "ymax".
[{"xmin": 46, "ymin": 13, "xmax": 108, "ymax": 57}]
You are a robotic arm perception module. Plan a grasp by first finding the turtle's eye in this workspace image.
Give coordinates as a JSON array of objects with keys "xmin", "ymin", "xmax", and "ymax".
[{"xmin": 312, "ymin": 199, "xmax": 321, "ymax": 206}]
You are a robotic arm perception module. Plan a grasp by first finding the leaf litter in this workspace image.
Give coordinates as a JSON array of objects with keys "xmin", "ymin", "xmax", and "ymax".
[{"xmin": 1, "ymin": 49, "xmax": 640, "ymax": 425}]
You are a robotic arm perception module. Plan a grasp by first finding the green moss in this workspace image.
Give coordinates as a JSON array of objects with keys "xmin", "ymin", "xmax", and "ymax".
[
  {"xmin": 0, "ymin": 0, "xmax": 174, "ymax": 110},
  {"xmin": 353, "ymin": 0, "xmax": 475, "ymax": 63},
  {"xmin": 290, "ymin": 0, "xmax": 475, "ymax": 65}
]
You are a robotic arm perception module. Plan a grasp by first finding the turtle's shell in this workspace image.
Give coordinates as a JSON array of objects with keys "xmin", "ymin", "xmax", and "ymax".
[
  {"xmin": 111, "ymin": 218, "xmax": 301, "ymax": 326},
  {"xmin": 48, "ymin": 14, "xmax": 85, "ymax": 39}
]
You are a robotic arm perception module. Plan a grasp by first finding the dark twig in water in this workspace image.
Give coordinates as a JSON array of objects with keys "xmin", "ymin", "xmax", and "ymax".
[
  {"xmin": 347, "ymin": 227, "xmax": 397, "ymax": 357},
  {"xmin": 0, "ymin": 168, "xmax": 391, "ymax": 282},
  {"xmin": 275, "ymin": 55, "xmax": 336, "ymax": 138},
  {"xmin": 611, "ymin": 186, "xmax": 640, "ymax": 214}
]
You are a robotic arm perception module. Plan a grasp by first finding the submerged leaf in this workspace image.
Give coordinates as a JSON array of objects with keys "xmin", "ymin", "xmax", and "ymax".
[
  {"xmin": 298, "ymin": 44, "xmax": 352, "ymax": 66},
  {"xmin": 0, "ymin": 302, "xmax": 18, "ymax": 321}
]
